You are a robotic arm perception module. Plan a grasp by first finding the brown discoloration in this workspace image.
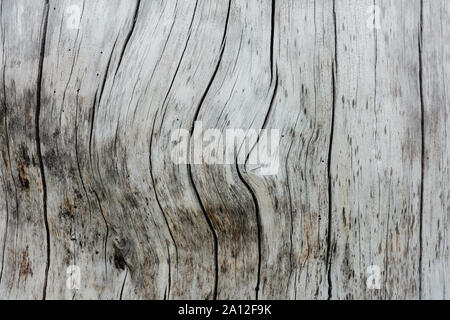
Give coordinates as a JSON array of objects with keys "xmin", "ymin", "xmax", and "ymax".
[
  {"xmin": 59, "ymin": 196, "xmax": 75, "ymax": 220},
  {"xmin": 19, "ymin": 246, "xmax": 33, "ymax": 280},
  {"xmin": 15, "ymin": 144, "xmax": 32, "ymax": 191},
  {"xmin": 1, "ymin": 150, "xmax": 8, "ymax": 168},
  {"xmin": 17, "ymin": 164, "xmax": 30, "ymax": 191},
  {"xmin": 64, "ymin": 197, "xmax": 74, "ymax": 215},
  {"xmin": 19, "ymin": 144, "xmax": 31, "ymax": 167}
]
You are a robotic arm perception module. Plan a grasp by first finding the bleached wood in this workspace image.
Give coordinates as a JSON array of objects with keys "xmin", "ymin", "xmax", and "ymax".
[
  {"xmin": 0, "ymin": 0, "xmax": 447, "ymax": 300},
  {"xmin": 0, "ymin": 0, "xmax": 49, "ymax": 299},
  {"xmin": 420, "ymin": 0, "xmax": 449, "ymax": 300},
  {"xmin": 330, "ymin": 0, "xmax": 423, "ymax": 299}
]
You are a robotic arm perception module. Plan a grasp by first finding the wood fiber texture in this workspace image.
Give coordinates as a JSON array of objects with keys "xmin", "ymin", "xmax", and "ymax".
[{"xmin": 0, "ymin": 0, "xmax": 448, "ymax": 299}]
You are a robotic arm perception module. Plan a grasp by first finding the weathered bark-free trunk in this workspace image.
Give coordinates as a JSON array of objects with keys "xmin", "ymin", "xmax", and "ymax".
[{"xmin": 0, "ymin": 0, "xmax": 448, "ymax": 300}]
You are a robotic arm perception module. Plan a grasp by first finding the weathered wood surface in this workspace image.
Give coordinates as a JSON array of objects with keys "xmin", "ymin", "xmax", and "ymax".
[{"xmin": 0, "ymin": 0, "xmax": 448, "ymax": 300}]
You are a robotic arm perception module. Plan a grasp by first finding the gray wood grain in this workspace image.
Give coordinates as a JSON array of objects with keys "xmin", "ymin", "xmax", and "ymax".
[
  {"xmin": 421, "ymin": 0, "xmax": 449, "ymax": 300},
  {"xmin": 330, "ymin": 0, "xmax": 423, "ymax": 299},
  {"xmin": 0, "ymin": 0, "xmax": 448, "ymax": 300}
]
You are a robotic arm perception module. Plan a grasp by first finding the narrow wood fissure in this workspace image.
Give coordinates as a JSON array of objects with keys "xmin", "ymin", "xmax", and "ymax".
[
  {"xmin": 0, "ymin": 0, "xmax": 9, "ymax": 285},
  {"xmin": 148, "ymin": 104, "xmax": 177, "ymax": 298},
  {"xmin": 418, "ymin": 0, "xmax": 424, "ymax": 300},
  {"xmin": 119, "ymin": 268, "xmax": 128, "ymax": 300},
  {"xmin": 148, "ymin": 164, "xmax": 178, "ymax": 296},
  {"xmin": 373, "ymin": 0, "xmax": 383, "ymax": 299},
  {"xmin": 0, "ymin": 120, "xmax": 18, "ymax": 288},
  {"xmin": 72, "ymin": 91, "xmax": 93, "ymax": 298},
  {"xmin": 88, "ymin": 90, "xmax": 98, "ymax": 168},
  {"xmin": 166, "ymin": 242, "xmax": 171, "ymax": 299},
  {"xmin": 326, "ymin": 0, "xmax": 337, "ymax": 300},
  {"xmin": 157, "ymin": 0, "xmax": 198, "ymax": 131},
  {"xmin": 284, "ymin": 112, "xmax": 302, "ymax": 298},
  {"xmin": 251, "ymin": 71, "xmax": 278, "ymax": 300},
  {"xmin": 114, "ymin": 0, "xmax": 141, "ymax": 77},
  {"xmin": 270, "ymin": 0, "xmax": 275, "ymax": 82},
  {"xmin": 246, "ymin": 2, "xmax": 277, "ymax": 299},
  {"xmin": 187, "ymin": 167, "xmax": 219, "ymax": 299},
  {"xmin": 90, "ymin": 36, "xmax": 118, "ymax": 166},
  {"xmin": 327, "ymin": 63, "xmax": 336, "ymax": 300},
  {"xmin": 234, "ymin": 165, "xmax": 261, "ymax": 299},
  {"xmin": 36, "ymin": 0, "xmax": 50, "ymax": 300},
  {"xmin": 58, "ymin": 2, "xmax": 85, "ymax": 129},
  {"xmin": 186, "ymin": 0, "xmax": 231, "ymax": 300},
  {"xmin": 85, "ymin": 37, "xmax": 122, "ymax": 285},
  {"xmin": 147, "ymin": 0, "xmax": 200, "ymax": 298},
  {"xmin": 0, "ymin": 175, "xmax": 7, "ymax": 285}
]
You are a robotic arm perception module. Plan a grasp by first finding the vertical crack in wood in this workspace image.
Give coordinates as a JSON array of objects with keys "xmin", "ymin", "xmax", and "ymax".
[
  {"xmin": 114, "ymin": 0, "xmax": 141, "ymax": 77},
  {"xmin": 0, "ymin": 1, "xmax": 20, "ymax": 291},
  {"xmin": 148, "ymin": 0, "xmax": 199, "ymax": 298},
  {"xmin": 240, "ymin": 2, "xmax": 278, "ymax": 298},
  {"xmin": 153, "ymin": 0, "xmax": 199, "ymax": 132},
  {"xmin": 284, "ymin": 112, "xmax": 302, "ymax": 299},
  {"xmin": 89, "ymin": 90, "xmax": 98, "ymax": 169},
  {"xmin": 187, "ymin": 168, "xmax": 218, "ymax": 299},
  {"xmin": 262, "ymin": 69, "xmax": 279, "ymax": 133},
  {"xmin": 373, "ymin": 0, "xmax": 383, "ymax": 298},
  {"xmin": 36, "ymin": 0, "xmax": 50, "ymax": 300},
  {"xmin": 0, "ymin": 176, "xmax": 7, "ymax": 285},
  {"xmin": 74, "ymin": 90, "xmax": 95, "ymax": 276},
  {"xmin": 0, "ymin": 0, "xmax": 9, "ymax": 285},
  {"xmin": 58, "ymin": 2, "xmax": 85, "ymax": 130},
  {"xmin": 90, "ymin": 36, "xmax": 118, "ymax": 168},
  {"xmin": 418, "ymin": 0, "xmax": 424, "ymax": 300},
  {"xmin": 86, "ymin": 37, "xmax": 121, "ymax": 283},
  {"xmin": 148, "ymin": 164, "xmax": 178, "ymax": 296},
  {"xmin": 185, "ymin": 0, "xmax": 230, "ymax": 300},
  {"xmin": 190, "ymin": 0, "xmax": 230, "ymax": 126},
  {"xmin": 238, "ymin": 52, "xmax": 279, "ymax": 302},
  {"xmin": 327, "ymin": 0, "xmax": 337, "ymax": 300},
  {"xmin": 327, "ymin": 62, "xmax": 336, "ymax": 300},
  {"xmin": 256, "ymin": 2, "xmax": 277, "ymax": 298},
  {"xmin": 165, "ymin": 242, "xmax": 171, "ymax": 298},
  {"xmin": 119, "ymin": 268, "xmax": 128, "ymax": 300},
  {"xmin": 270, "ymin": 0, "xmax": 275, "ymax": 82},
  {"xmin": 157, "ymin": 0, "xmax": 198, "ymax": 132},
  {"xmin": 253, "ymin": 71, "xmax": 278, "ymax": 300},
  {"xmin": 303, "ymin": 4, "xmax": 318, "ymax": 286},
  {"xmin": 236, "ymin": 166, "xmax": 261, "ymax": 299},
  {"xmin": 0, "ymin": 104, "xmax": 17, "ymax": 287},
  {"xmin": 0, "ymin": 0, "xmax": 3, "ymax": 285}
]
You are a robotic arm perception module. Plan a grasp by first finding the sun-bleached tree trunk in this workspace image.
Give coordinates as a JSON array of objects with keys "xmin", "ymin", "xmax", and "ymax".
[{"xmin": 0, "ymin": 0, "xmax": 448, "ymax": 300}]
